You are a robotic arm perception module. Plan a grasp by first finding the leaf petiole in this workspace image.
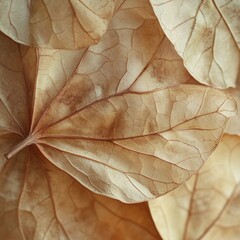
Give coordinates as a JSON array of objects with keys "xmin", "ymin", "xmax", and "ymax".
[{"xmin": 4, "ymin": 135, "xmax": 37, "ymax": 159}]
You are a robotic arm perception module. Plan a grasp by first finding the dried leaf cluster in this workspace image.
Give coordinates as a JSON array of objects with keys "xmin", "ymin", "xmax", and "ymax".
[{"xmin": 0, "ymin": 0, "xmax": 239, "ymax": 239}]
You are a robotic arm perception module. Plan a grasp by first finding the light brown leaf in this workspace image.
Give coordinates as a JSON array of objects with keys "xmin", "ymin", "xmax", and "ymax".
[
  {"xmin": 150, "ymin": 0, "xmax": 240, "ymax": 88},
  {"xmin": 0, "ymin": 0, "xmax": 237, "ymax": 204},
  {"xmin": 130, "ymin": 37, "xmax": 196, "ymax": 92},
  {"xmin": 0, "ymin": 0, "xmax": 116, "ymax": 49},
  {"xmin": 224, "ymin": 87, "xmax": 240, "ymax": 135},
  {"xmin": 0, "ymin": 143, "xmax": 161, "ymax": 240},
  {"xmin": 149, "ymin": 134, "xmax": 240, "ymax": 240}
]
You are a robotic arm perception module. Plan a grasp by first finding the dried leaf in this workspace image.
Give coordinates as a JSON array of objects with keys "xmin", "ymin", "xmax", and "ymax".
[
  {"xmin": 0, "ymin": 142, "xmax": 161, "ymax": 240},
  {"xmin": 0, "ymin": 0, "xmax": 237, "ymax": 204},
  {"xmin": 0, "ymin": 0, "xmax": 116, "ymax": 49},
  {"xmin": 0, "ymin": 1, "xmax": 239, "ymax": 238},
  {"xmin": 150, "ymin": 0, "xmax": 240, "ymax": 88},
  {"xmin": 149, "ymin": 134, "xmax": 240, "ymax": 240},
  {"xmin": 225, "ymin": 87, "xmax": 240, "ymax": 135},
  {"xmin": 131, "ymin": 37, "xmax": 196, "ymax": 92}
]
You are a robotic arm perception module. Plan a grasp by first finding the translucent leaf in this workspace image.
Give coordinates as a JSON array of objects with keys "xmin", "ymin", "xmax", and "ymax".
[
  {"xmin": 149, "ymin": 134, "xmax": 240, "ymax": 240},
  {"xmin": 36, "ymin": 85, "xmax": 236, "ymax": 203},
  {"xmin": 0, "ymin": 0, "xmax": 237, "ymax": 204},
  {"xmin": 224, "ymin": 87, "xmax": 240, "ymax": 135},
  {"xmin": 0, "ymin": 142, "xmax": 161, "ymax": 240},
  {"xmin": 0, "ymin": 0, "xmax": 117, "ymax": 49},
  {"xmin": 150, "ymin": 0, "xmax": 240, "ymax": 88},
  {"xmin": 0, "ymin": 1, "xmax": 238, "ymax": 238}
]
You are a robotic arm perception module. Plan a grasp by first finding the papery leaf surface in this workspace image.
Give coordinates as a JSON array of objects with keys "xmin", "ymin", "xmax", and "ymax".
[
  {"xmin": 1, "ymin": 1, "xmax": 236, "ymax": 202},
  {"xmin": 0, "ymin": 0, "xmax": 117, "ymax": 49},
  {"xmin": 150, "ymin": 0, "xmax": 240, "ymax": 88},
  {"xmin": 149, "ymin": 134, "xmax": 240, "ymax": 240},
  {"xmin": 225, "ymin": 87, "xmax": 240, "ymax": 135},
  {"xmin": 0, "ymin": 0, "xmax": 237, "ymax": 205},
  {"xmin": 0, "ymin": 141, "xmax": 161, "ymax": 240}
]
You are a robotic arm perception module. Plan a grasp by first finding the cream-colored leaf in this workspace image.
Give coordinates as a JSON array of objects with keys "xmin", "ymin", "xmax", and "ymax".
[
  {"xmin": 0, "ymin": 0, "xmax": 116, "ymax": 49},
  {"xmin": 34, "ymin": 85, "xmax": 236, "ymax": 202},
  {"xmin": 0, "ymin": 149, "xmax": 29, "ymax": 240},
  {"xmin": 225, "ymin": 87, "xmax": 240, "ymax": 135},
  {"xmin": 0, "ymin": 0, "xmax": 237, "ymax": 203},
  {"xmin": 29, "ymin": 0, "xmax": 164, "ymax": 131},
  {"xmin": 150, "ymin": 0, "xmax": 240, "ymax": 88},
  {"xmin": 0, "ymin": 142, "xmax": 161, "ymax": 240},
  {"xmin": 130, "ymin": 37, "xmax": 196, "ymax": 92},
  {"xmin": 0, "ymin": 33, "xmax": 29, "ymax": 136},
  {"xmin": 0, "ymin": 0, "xmax": 238, "ymax": 237},
  {"xmin": 149, "ymin": 134, "xmax": 240, "ymax": 240}
]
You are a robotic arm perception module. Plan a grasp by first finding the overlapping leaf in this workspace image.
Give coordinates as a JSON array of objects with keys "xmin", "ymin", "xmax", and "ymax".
[
  {"xmin": 0, "ymin": 0, "xmax": 116, "ymax": 49},
  {"xmin": 150, "ymin": 0, "xmax": 240, "ymax": 88},
  {"xmin": 149, "ymin": 134, "xmax": 240, "ymax": 240},
  {"xmin": 0, "ymin": 0, "xmax": 237, "ymax": 206},
  {"xmin": 225, "ymin": 87, "xmax": 240, "ymax": 135},
  {"xmin": 0, "ymin": 141, "xmax": 161, "ymax": 240}
]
